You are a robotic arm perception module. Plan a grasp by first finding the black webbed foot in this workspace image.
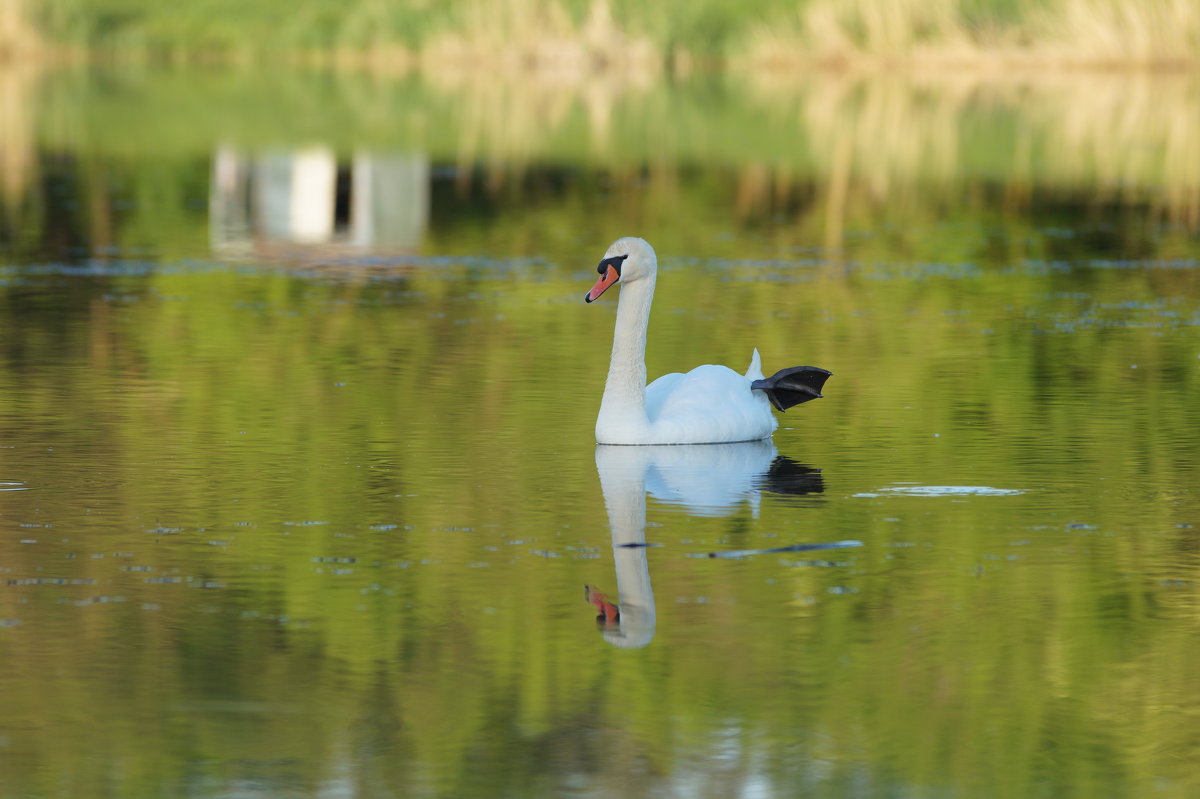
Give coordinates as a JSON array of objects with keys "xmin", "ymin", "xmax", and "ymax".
[{"xmin": 751, "ymin": 366, "xmax": 833, "ymax": 412}]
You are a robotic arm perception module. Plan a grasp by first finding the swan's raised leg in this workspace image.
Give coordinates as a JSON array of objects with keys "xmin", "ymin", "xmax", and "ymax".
[{"xmin": 752, "ymin": 366, "xmax": 833, "ymax": 412}]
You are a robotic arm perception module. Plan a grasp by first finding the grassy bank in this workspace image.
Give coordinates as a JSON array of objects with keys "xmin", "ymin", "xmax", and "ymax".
[{"xmin": 18, "ymin": 0, "xmax": 1200, "ymax": 70}]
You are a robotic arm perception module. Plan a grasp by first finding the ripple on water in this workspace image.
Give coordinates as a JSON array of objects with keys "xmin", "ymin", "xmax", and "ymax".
[{"xmin": 854, "ymin": 485, "xmax": 1024, "ymax": 497}]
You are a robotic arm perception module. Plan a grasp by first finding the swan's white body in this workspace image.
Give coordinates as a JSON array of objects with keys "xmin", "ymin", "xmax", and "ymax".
[{"xmin": 587, "ymin": 237, "xmax": 778, "ymax": 445}]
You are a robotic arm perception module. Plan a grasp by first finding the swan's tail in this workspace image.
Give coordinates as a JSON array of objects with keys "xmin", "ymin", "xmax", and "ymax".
[
  {"xmin": 745, "ymin": 348, "xmax": 765, "ymax": 381},
  {"xmin": 751, "ymin": 365, "xmax": 833, "ymax": 412}
]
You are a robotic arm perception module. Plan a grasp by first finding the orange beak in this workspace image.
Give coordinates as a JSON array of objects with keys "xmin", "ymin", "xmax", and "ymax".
[
  {"xmin": 584, "ymin": 265, "xmax": 621, "ymax": 303},
  {"xmin": 585, "ymin": 585, "xmax": 620, "ymax": 625}
]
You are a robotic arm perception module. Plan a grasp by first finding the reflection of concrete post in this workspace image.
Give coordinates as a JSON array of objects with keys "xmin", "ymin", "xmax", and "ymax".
[
  {"xmin": 351, "ymin": 152, "xmax": 428, "ymax": 250},
  {"xmin": 255, "ymin": 152, "xmax": 292, "ymax": 242},
  {"xmin": 210, "ymin": 147, "xmax": 428, "ymax": 256},
  {"xmin": 209, "ymin": 146, "xmax": 251, "ymax": 255},
  {"xmin": 254, "ymin": 148, "xmax": 336, "ymax": 244},
  {"xmin": 289, "ymin": 148, "xmax": 336, "ymax": 243}
]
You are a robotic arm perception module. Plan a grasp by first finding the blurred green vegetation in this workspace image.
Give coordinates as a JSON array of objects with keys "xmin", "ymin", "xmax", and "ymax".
[
  {"xmin": 2, "ymin": 67, "xmax": 1197, "ymax": 261},
  {"xmin": 0, "ymin": 64, "xmax": 1197, "ymax": 797},
  {"xmin": 17, "ymin": 0, "xmax": 1200, "ymax": 67}
]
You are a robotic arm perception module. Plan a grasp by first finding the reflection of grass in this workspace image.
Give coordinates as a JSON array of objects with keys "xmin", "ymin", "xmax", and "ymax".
[
  {"xmin": 0, "ymin": 62, "xmax": 38, "ymax": 208},
  {"xmin": 738, "ymin": 72, "xmax": 1200, "ymax": 229},
  {"xmin": 7, "ymin": 68, "xmax": 1198, "ymax": 240}
]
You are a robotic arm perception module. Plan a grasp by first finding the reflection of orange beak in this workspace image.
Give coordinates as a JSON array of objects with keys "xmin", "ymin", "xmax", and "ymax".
[
  {"xmin": 585, "ymin": 585, "xmax": 620, "ymax": 625},
  {"xmin": 584, "ymin": 265, "xmax": 620, "ymax": 303}
]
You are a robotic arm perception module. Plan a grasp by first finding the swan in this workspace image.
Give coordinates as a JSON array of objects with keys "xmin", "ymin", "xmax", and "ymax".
[{"xmin": 584, "ymin": 237, "xmax": 832, "ymax": 445}]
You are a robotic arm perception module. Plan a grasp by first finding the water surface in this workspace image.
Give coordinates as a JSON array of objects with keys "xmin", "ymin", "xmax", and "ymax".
[{"xmin": 0, "ymin": 67, "xmax": 1198, "ymax": 799}]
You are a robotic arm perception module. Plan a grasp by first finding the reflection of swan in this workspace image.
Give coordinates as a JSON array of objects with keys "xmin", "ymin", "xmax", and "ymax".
[
  {"xmin": 584, "ymin": 237, "xmax": 832, "ymax": 445},
  {"xmin": 635, "ymin": 438, "xmax": 778, "ymax": 516},
  {"xmin": 589, "ymin": 442, "xmax": 824, "ymax": 648}
]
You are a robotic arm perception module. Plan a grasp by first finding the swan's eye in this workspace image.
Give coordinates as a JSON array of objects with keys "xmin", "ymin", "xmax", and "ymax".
[{"xmin": 597, "ymin": 254, "xmax": 628, "ymax": 275}]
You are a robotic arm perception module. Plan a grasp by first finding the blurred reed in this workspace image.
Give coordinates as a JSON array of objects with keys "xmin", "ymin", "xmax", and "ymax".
[
  {"xmin": 737, "ymin": 0, "xmax": 1200, "ymax": 69},
  {"xmin": 20, "ymin": 0, "xmax": 1200, "ymax": 70},
  {"xmin": 1, "ymin": 0, "xmax": 41, "ymax": 61},
  {"xmin": 421, "ymin": 0, "xmax": 657, "ymax": 78},
  {"xmin": 2, "ymin": 66, "xmax": 1197, "ymax": 232},
  {"xmin": 422, "ymin": 70, "xmax": 1200, "ymax": 230},
  {"xmin": 735, "ymin": 72, "xmax": 1200, "ymax": 229},
  {"xmin": 0, "ymin": 61, "xmax": 37, "ymax": 209}
]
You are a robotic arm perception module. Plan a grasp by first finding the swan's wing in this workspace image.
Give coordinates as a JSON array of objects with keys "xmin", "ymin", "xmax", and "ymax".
[
  {"xmin": 645, "ymin": 371, "xmax": 685, "ymax": 422},
  {"xmin": 648, "ymin": 365, "xmax": 775, "ymax": 443}
]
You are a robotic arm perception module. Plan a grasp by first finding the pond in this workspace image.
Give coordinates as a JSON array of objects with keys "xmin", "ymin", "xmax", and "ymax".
[{"xmin": 0, "ymin": 66, "xmax": 1198, "ymax": 798}]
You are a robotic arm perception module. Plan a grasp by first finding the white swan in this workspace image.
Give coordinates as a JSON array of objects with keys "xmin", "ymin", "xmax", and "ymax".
[{"xmin": 584, "ymin": 237, "xmax": 832, "ymax": 445}]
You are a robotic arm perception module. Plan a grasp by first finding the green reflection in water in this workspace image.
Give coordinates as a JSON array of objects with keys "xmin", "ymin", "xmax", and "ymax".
[
  {"xmin": 0, "ymin": 68, "xmax": 1198, "ymax": 798},
  {"xmin": 2, "ymin": 67, "xmax": 1199, "ymax": 259}
]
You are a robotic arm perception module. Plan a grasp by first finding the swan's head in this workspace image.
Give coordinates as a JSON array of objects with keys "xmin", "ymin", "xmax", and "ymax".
[{"xmin": 584, "ymin": 237, "xmax": 656, "ymax": 303}]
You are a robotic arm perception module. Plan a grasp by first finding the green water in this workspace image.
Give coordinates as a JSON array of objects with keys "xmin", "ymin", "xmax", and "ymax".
[{"xmin": 0, "ymin": 67, "xmax": 1198, "ymax": 798}]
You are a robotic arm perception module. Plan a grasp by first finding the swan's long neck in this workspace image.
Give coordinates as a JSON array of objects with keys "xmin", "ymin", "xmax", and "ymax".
[{"xmin": 598, "ymin": 274, "xmax": 656, "ymax": 429}]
